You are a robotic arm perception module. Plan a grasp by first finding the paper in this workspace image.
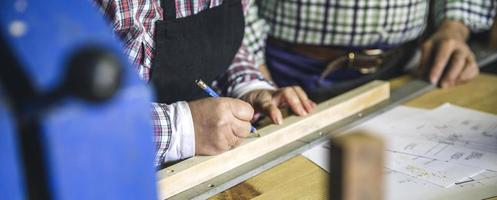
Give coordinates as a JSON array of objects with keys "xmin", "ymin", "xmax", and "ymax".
[
  {"xmin": 302, "ymin": 141, "xmax": 485, "ymax": 188},
  {"xmin": 385, "ymin": 151, "xmax": 484, "ymax": 187},
  {"xmin": 377, "ymin": 104, "xmax": 497, "ymax": 171},
  {"xmin": 300, "ymin": 104, "xmax": 420, "ymax": 172},
  {"xmin": 302, "ymin": 142, "xmax": 497, "ymax": 200},
  {"xmin": 301, "ymin": 142, "xmax": 330, "ymax": 172},
  {"xmin": 349, "ymin": 106, "xmax": 488, "ymax": 186},
  {"xmin": 385, "ymin": 169, "xmax": 497, "ymax": 200},
  {"xmin": 302, "ymin": 105, "xmax": 497, "ymax": 199},
  {"xmin": 388, "ymin": 136, "xmax": 497, "ymax": 171},
  {"xmin": 408, "ymin": 104, "xmax": 497, "ymax": 154}
]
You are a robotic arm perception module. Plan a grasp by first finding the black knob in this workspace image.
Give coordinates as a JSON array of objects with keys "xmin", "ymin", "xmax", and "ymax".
[{"xmin": 65, "ymin": 47, "xmax": 123, "ymax": 102}]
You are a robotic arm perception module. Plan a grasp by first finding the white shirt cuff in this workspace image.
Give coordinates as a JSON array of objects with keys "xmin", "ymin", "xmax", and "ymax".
[
  {"xmin": 231, "ymin": 80, "xmax": 276, "ymax": 98},
  {"xmin": 164, "ymin": 101, "xmax": 195, "ymax": 161}
]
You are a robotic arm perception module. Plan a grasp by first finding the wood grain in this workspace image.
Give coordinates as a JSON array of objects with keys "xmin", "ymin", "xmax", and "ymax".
[
  {"xmin": 157, "ymin": 81, "xmax": 390, "ymax": 199},
  {"xmin": 210, "ymin": 156, "xmax": 329, "ymax": 200}
]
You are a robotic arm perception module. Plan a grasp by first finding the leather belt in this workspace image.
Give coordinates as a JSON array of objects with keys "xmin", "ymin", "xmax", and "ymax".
[{"xmin": 267, "ymin": 37, "xmax": 399, "ymax": 79}]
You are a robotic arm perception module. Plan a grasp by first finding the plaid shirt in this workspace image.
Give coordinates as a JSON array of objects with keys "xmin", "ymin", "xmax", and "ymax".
[
  {"xmin": 244, "ymin": 0, "xmax": 496, "ymax": 67},
  {"xmin": 94, "ymin": 0, "xmax": 272, "ymax": 167}
]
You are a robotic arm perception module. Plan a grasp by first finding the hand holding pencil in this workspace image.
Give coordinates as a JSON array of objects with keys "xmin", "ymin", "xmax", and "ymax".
[
  {"xmin": 188, "ymin": 82, "xmax": 257, "ymax": 155},
  {"xmin": 195, "ymin": 79, "xmax": 258, "ymax": 134},
  {"xmin": 189, "ymin": 79, "xmax": 314, "ymax": 156}
]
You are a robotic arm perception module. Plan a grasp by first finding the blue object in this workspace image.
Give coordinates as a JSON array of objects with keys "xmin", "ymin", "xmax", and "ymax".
[
  {"xmin": 195, "ymin": 79, "xmax": 257, "ymax": 133},
  {"xmin": 0, "ymin": 89, "xmax": 25, "ymax": 200},
  {"xmin": 0, "ymin": 0, "xmax": 157, "ymax": 199}
]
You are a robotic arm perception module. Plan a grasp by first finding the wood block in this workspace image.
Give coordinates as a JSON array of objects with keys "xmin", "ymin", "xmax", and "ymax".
[
  {"xmin": 156, "ymin": 81, "xmax": 390, "ymax": 199},
  {"xmin": 329, "ymin": 132, "xmax": 384, "ymax": 200}
]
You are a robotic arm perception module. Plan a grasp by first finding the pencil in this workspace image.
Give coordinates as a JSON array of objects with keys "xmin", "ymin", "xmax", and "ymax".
[{"xmin": 195, "ymin": 79, "xmax": 259, "ymax": 136}]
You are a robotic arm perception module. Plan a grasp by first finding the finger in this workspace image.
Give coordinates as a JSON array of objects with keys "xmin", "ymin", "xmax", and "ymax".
[
  {"xmin": 282, "ymin": 89, "xmax": 307, "ymax": 116},
  {"xmin": 229, "ymin": 98, "xmax": 255, "ymax": 122},
  {"xmin": 419, "ymin": 42, "xmax": 433, "ymax": 77},
  {"xmin": 261, "ymin": 100, "xmax": 283, "ymax": 125},
  {"xmin": 311, "ymin": 101, "xmax": 317, "ymax": 108},
  {"xmin": 231, "ymin": 119, "xmax": 252, "ymax": 138},
  {"xmin": 456, "ymin": 59, "xmax": 479, "ymax": 85},
  {"xmin": 430, "ymin": 41, "xmax": 456, "ymax": 85},
  {"xmin": 441, "ymin": 50, "xmax": 466, "ymax": 88},
  {"xmin": 293, "ymin": 86, "xmax": 314, "ymax": 113}
]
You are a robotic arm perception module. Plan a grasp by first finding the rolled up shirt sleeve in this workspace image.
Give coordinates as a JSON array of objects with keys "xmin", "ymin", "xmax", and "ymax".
[
  {"xmin": 151, "ymin": 101, "xmax": 195, "ymax": 168},
  {"xmin": 434, "ymin": 0, "xmax": 496, "ymax": 33}
]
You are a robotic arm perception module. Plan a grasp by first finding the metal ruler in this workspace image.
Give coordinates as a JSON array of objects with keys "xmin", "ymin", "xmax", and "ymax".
[{"xmin": 170, "ymin": 79, "xmax": 434, "ymax": 200}]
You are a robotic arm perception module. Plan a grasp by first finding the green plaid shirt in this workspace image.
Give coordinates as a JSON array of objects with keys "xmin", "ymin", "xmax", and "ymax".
[{"xmin": 244, "ymin": 0, "xmax": 496, "ymax": 66}]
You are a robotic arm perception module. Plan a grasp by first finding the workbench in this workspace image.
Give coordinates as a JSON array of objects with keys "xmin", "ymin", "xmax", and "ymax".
[{"xmin": 210, "ymin": 73, "xmax": 497, "ymax": 200}]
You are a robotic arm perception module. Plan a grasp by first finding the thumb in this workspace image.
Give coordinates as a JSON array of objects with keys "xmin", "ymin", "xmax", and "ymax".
[{"xmin": 229, "ymin": 98, "xmax": 254, "ymax": 122}]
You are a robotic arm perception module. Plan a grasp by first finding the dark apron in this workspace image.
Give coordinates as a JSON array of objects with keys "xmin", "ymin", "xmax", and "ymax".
[{"xmin": 151, "ymin": 0, "xmax": 244, "ymax": 103}]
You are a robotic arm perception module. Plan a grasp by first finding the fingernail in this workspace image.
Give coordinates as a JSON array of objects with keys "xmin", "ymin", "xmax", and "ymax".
[
  {"xmin": 277, "ymin": 117, "xmax": 283, "ymax": 125},
  {"xmin": 307, "ymin": 103, "xmax": 314, "ymax": 111},
  {"xmin": 273, "ymin": 117, "xmax": 280, "ymax": 125}
]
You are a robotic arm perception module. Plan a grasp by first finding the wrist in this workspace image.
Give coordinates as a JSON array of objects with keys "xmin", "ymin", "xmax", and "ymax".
[
  {"xmin": 438, "ymin": 20, "xmax": 470, "ymax": 41},
  {"xmin": 231, "ymin": 79, "xmax": 275, "ymax": 98}
]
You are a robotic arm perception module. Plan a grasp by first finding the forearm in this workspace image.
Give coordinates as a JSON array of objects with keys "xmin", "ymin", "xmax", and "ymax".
[{"xmin": 434, "ymin": 0, "xmax": 496, "ymax": 33}]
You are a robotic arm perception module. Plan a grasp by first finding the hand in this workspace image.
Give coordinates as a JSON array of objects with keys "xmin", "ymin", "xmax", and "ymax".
[
  {"xmin": 188, "ymin": 97, "xmax": 254, "ymax": 155},
  {"xmin": 240, "ymin": 86, "xmax": 316, "ymax": 125},
  {"xmin": 419, "ymin": 20, "xmax": 479, "ymax": 88}
]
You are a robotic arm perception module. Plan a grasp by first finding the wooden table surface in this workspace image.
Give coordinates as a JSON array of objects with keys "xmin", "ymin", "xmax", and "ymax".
[{"xmin": 210, "ymin": 73, "xmax": 497, "ymax": 200}]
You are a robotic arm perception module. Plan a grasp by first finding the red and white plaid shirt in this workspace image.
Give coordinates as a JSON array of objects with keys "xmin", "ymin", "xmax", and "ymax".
[{"xmin": 94, "ymin": 0, "xmax": 273, "ymax": 167}]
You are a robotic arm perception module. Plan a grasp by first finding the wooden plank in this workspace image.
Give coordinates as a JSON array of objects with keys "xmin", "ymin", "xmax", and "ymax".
[
  {"xmin": 329, "ymin": 132, "xmax": 384, "ymax": 200},
  {"xmin": 156, "ymin": 80, "xmax": 390, "ymax": 199}
]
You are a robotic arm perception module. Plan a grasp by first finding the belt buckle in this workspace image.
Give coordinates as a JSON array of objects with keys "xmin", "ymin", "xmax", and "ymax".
[
  {"xmin": 319, "ymin": 48, "xmax": 384, "ymax": 81},
  {"xmin": 347, "ymin": 49, "xmax": 383, "ymax": 74}
]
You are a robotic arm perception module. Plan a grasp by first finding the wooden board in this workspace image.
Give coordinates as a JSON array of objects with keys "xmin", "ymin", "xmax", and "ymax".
[{"xmin": 156, "ymin": 80, "xmax": 390, "ymax": 199}]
